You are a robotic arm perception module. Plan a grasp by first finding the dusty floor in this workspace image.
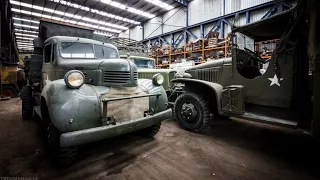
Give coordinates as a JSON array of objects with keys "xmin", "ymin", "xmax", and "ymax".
[{"xmin": 0, "ymin": 98, "xmax": 319, "ymax": 180}]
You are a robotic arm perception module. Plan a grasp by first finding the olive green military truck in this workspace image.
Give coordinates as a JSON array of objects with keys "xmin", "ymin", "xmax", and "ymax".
[
  {"xmin": 111, "ymin": 38, "xmax": 177, "ymax": 96},
  {"xmin": 21, "ymin": 21, "xmax": 172, "ymax": 166},
  {"xmin": 173, "ymin": 0, "xmax": 320, "ymax": 136},
  {"xmin": 119, "ymin": 55, "xmax": 176, "ymax": 95}
]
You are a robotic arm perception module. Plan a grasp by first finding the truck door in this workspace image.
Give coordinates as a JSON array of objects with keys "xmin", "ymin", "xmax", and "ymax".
[{"xmin": 42, "ymin": 43, "xmax": 54, "ymax": 87}]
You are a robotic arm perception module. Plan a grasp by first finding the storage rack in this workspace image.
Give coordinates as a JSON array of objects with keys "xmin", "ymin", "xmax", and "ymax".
[{"xmin": 152, "ymin": 37, "xmax": 230, "ymax": 68}]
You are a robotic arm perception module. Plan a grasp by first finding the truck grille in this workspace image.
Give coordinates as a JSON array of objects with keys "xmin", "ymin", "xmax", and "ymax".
[
  {"xmin": 103, "ymin": 71, "xmax": 137, "ymax": 85},
  {"xmin": 191, "ymin": 67, "xmax": 222, "ymax": 83}
]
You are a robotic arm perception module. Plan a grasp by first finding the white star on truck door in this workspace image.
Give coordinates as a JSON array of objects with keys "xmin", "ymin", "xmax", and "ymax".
[{"xmin": 268, "ymin": 74, "xmax": 283, "ymax": 87}]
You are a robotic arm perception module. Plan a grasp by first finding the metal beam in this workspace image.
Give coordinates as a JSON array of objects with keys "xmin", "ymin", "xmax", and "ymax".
[
  {"xmin": 185, "ymin": 29, "xmax": 197, "ymax": 40},
  {"xmin": 174, "ymin": 0, "xmax": 188, "ymax": 7},
  {"xmin": 261, "ymin": 5, "xmax": 277, "ymax": 19},
  {"xmin": 159, "ymin": 36, "xmax": 169, "ymax": 45},
  {"xmin": 205, "ymin": 20, "xmax": 221, "ymax": 38},
  {"xmin": 142, "ymin": 0, "xmax": 292, "ymax": 43}
]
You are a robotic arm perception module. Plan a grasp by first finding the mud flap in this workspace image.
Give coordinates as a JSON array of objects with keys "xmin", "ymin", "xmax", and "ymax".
[{"xmin": 221, "ymin": 85, "xmax": 245, "ymax": 115}]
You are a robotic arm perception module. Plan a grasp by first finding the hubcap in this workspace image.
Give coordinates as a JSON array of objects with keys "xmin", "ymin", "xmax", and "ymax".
[{"xmin": 180, "ymin": 103, "xmax": 198, "ymax": 122}]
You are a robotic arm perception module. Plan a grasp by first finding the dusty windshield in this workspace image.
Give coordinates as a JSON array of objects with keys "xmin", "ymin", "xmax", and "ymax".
[
  {"xmin": 133, "ymin": 58, "xmax": 155, "ymax": 69},
  {"xmin": 60, "ymin": 42, "xmax": 118, "ymax": 59},
  {"xmin": 233, "ymin": 32, "xmax": 254, "ymax": 51}
]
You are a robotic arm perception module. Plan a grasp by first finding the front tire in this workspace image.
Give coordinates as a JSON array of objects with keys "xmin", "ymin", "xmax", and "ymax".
[
  {"xmin": 174, "ymin": 92, "xmax": 210, "ymax": 132},
  {"xmin": 47, "ymin": 123, "xmax": 77, "ymax": 168},
  {"xmin": 21, "ymin": 86, "xmax": 33, "ymax": 120}
]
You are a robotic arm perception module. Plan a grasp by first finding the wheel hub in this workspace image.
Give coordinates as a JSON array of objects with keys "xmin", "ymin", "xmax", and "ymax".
[{"xmin": 180, "ymin": 103, "xmax": 197, "ymax": 122}]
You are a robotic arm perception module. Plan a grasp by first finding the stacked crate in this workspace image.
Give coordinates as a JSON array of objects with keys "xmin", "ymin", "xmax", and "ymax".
[
  {"xmin": 206, "ymin": 31, "xmax": 219, "ymax": 48},
  {"xmin": 192, "ymin": 39, "xmax": 203, "ymax": 51},
  {"xmin": 163, "ymin": 45, "xmax": 171, "ymax": 55}
]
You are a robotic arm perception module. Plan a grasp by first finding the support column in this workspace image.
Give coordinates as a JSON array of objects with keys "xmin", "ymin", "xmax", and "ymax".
[
  {"xmin": 200, "ymin": 24, "xmax": 204, "ymax": 38},
  {"xmin": 219, "ymin": 21, "xmax": 224, "ymax": 39},
  {"xmin": 246, "ymin": 11, "xmax": 250, "ymax": 24}
]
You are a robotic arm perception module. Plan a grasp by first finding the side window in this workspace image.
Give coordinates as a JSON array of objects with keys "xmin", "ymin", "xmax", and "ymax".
[
  {"xmin": 44, "ymin": 44, "xmax": 52, "ymax": 63},
  {"xmin": 52, "ymin": 45, "xmax": 56, "ymax": 62}
]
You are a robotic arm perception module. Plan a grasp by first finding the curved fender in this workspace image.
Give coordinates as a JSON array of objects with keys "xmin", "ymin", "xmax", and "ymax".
[
  {"xmin": 41, "ymin": 79, "xmax": 104, "ymax": 132},
  {"xmin": 172, "ymin": 78, "xmax": 224, "ymax": 114},
  {"xmin": 138, "ymin": 79, "xmax": 168, "ymax": 112}
]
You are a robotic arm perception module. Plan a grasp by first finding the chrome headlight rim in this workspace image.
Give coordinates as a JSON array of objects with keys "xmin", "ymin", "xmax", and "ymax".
[
  {"xmin": 64, "ymin": 70, "xmax": 85, "ymax": 89},
  {"xmin": 152, "ymin": 73, "xmax": 164, "ymax": 86}
]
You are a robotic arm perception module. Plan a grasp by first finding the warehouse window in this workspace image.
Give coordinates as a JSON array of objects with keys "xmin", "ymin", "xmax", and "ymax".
[{"xmin": 44, "ymin": 44, "xmax": 52, "ymax": 63}]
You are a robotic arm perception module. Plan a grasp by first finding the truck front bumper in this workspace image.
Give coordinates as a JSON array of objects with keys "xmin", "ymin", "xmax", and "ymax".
[{"xmin": 60, "ymin": 108, "xmax": 172, "ymax": 147}]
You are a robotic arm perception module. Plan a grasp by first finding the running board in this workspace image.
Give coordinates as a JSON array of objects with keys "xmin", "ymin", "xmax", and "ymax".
[
  {"xmin": 33, "ymin": 106, "xmax": 42, "ymax": 119},
  {"xmin": 238, "ymin": 112, "xmax": 298, "ymax": 128}
]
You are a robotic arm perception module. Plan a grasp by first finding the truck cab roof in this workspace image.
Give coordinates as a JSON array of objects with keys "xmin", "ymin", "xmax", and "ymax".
[{"xmin": 44, "ymin": 36, "xmax": 117, "ymax": 50}]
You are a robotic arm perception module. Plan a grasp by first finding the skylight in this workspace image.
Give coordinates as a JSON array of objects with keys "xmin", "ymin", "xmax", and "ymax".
[
  {"xmin": 11, "ymin": 8, "xmax": 122, "ymax": 33},
  {"xmin": 49, "ymin": 0, "xmax": 141, "ymax": 24},
  {"xmin": 144, "ymin": 0, "xmax": 175, "ymax": 11},
  {"xmin": 10, "ymin": 0, "xmax": 128, "ymax": 32},
  {"xmin": 99, "ymin": 0, "xmax": 156, "ymax": 18},
  {"xmin": 15, "ymin": 29, "xmax": 38, "ymax": 34}
]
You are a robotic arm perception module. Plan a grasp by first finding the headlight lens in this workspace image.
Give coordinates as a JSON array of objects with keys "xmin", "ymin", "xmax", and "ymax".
[
  {"xmin": 64, "ymin": 70, "xmax": 85, "ymax": 89},
  {"xmin": 152, "ymin": 73, "xmax": 164, "ymax": 86}
]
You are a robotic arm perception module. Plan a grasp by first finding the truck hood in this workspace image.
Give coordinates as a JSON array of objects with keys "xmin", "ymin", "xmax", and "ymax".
[
  {"xmin": 137, "ymin": 68, "xmax": 176, "ymax": 73},
  {"xmin": 57, "ymin": 58, "xmax": 132, "ymax": 71},
  {"xmin": 186, "ymin": 57, "xmax": 232, "ymax": 72}
]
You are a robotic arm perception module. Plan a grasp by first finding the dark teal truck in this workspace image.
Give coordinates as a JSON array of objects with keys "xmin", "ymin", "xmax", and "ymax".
[{"xmin": 21, "ymin": 21, "xmax": 172, "ymax": 166}]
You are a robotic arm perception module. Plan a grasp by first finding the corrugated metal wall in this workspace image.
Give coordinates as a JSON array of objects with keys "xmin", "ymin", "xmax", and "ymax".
[
  {"xmin": 132, "ymin": 0, "xmax": 288, "ymax": 44},
  {"xmin": 129, "ymin": 26, "xmax": 143, "ymax": 41},
  {"xmin": 188, "ymin": 0, "xmax": 223, "ymax": 26}
]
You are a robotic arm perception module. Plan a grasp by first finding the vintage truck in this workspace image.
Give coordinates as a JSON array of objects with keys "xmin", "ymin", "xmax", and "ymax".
[
  {"xmin": 172, "ymin": 0, "xmax": 320, "ymax": 136},
  {"xmin": 21, "ymin": 21, "xmax": 172, "ymax": 166},
  {"xmin": 119, "ymin": 54, "xmax": 176, "ymax": 95}
]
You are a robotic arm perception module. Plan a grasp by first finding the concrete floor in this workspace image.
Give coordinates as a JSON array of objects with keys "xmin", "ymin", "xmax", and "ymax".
[{"xmin": 0, "ymin": 98, "xmax": 319, "ymax": 180}]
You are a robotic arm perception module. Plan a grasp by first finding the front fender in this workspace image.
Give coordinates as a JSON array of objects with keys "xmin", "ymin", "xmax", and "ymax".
[
  {"xmin": 138, "ymin": 79, "xmax": 168, "ymax": 112},
  {"xmin": 41, "ymin": 79, "xmax": 102, "ymax": 132},
  {"xmin": 172, "ymin": 78, "xmax": 223, "ymax": 114}
]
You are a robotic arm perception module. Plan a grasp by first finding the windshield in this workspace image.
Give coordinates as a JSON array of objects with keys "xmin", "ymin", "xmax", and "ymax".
[
  {"xmin": 60, "ymin": 42, "xmax": 118, "ymax": 59},
  {"xmin": 233, "ymin": 32, "xmax": 254, "ymax": 51},
  {"xmin": 133, "ymin": 58, "xmax": 155, "ymax": 69},
  {"xmin": 94, "ymin": 45, "xmax": 118, "ymax": 59},
  {"xmin": 60, "ymin": 42, "xmax": 94, "ymax": 58}
]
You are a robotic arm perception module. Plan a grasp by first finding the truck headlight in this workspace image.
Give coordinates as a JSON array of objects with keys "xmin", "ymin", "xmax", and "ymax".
[
  {"xmin": 64, "ymin": 70, "xmax": 84, "ymax": 89},
  {"xmin": 152, "ymin": 73, "xmax": 164, "ymax": 86}
]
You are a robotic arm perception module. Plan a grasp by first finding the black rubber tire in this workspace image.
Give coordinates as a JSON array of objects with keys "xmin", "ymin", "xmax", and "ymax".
[
  {"xmin": 47, "ymin": 123, "xmax": 77, "ymax": 168},
  {"xmin": 174, "ymin": 92, "xmax": 210, "ymax": 132},
  {"xmin": 137, "ymin": 123, "xmax": 161, "ymax": 137},
  {"xmin": 21, "ymin": 86, "xmax": 33, "ymax": 120},
  {"xmin": 2, "ymin": 86, "xmax": 18, "ymax": 98}
]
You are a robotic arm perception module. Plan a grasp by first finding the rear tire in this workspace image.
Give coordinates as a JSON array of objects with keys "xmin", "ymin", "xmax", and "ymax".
[
  {"xmin": 21, "ymin": 86, "xmax": 33, "ymax": 120},
  {"xmin": 47, "ymin": 123, "xmax": 77, "ymax": 168},
  {"xmin": 174, "ymin": 92, "xmax": 210, "ymax": 132},
  {"xmin": 138, "ymin": 123, "xmax": 161, "ymax": 137},
  {"xmin": 2, "ymin": 86, "xmax": 18, "ymax": 98}
]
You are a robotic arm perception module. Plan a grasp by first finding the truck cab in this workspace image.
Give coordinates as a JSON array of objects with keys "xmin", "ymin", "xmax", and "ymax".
[
  {"xmin": 21, "ymin": 21, "xmax": 172, "ymax": 167},
  {"xmin": 173, "ymin": 1, "xmax": 319, "ymax": 135}
]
